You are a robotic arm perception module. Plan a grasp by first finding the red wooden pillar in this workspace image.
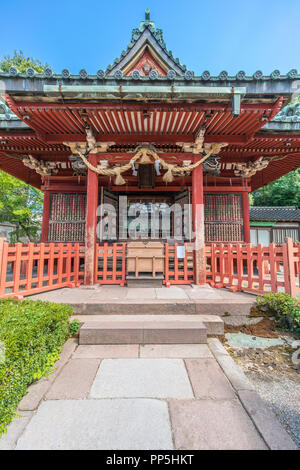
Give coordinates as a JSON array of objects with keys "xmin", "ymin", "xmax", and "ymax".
[
  {"xmin": 84, "ymin": 154, "xmax": 98, "ymax": 285},
  {"xmin": 242, "ymin": 191, "xmax": 250, "ymax": 243},
  {"xmin": 41, "ymin": 190, "xmax": 50, "ymax": 242},
  {"xmin": 192, "ymin": 161, "xmax": 205, "ymax": 284}
]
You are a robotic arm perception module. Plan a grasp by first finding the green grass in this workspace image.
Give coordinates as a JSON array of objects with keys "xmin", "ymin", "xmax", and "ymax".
[{"xmin": 0, "ymin": 298, "xmax": 78, "ymax": 436}]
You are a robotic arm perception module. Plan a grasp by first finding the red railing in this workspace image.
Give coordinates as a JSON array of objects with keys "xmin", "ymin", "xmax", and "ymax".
[
  {"xmin": 164, "ymin": 243, "xmax": 195, "ymax": 286},
  {"xmin": 95, "ymin": 243, "xmax": 126, "ymax": 285},
  {"xmin": 205, "ymin": 239, "xmax": 300, "ymax": 296},
  {"xmin": 0, "ymin": 240, "xmax": 85, "ymax": 298},
  {"xmin": 286, "ymin": 238, "xmax": 300, "ymax": 298},
  {"xmin": 0, "ymin": 238, "xmax": 299, "ymax": 298}
]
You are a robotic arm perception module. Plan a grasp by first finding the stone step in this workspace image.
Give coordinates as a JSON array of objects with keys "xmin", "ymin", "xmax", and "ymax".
[
  {"xmin": 79, "ymin": 317, "xmax": 208, "ymax": 345},
  {"xmin": 71, "ymin": 299, "xmax": 254, "ymax": 316},
  {"xmin": 126, "ymin": 275, "xmax": 164, "ymax": 288},
  {"xmin": 74, "ymin": 314, "xmax": 224, "ymax": 336}
]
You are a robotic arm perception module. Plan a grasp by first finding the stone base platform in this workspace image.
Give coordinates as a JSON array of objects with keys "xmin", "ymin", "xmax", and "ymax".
[{"xmin": 29, "ymin": 284, "xmax": 256, "ymax": 325}]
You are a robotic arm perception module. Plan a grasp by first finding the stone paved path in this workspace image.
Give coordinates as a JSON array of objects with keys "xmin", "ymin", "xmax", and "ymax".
[
  {"xmin": 1, "ymin": 338, "xmax": 297, "ymax": 450},
  {"xmin": 30, "ymin": 284, "xmax": 255, "ymax": 303}
]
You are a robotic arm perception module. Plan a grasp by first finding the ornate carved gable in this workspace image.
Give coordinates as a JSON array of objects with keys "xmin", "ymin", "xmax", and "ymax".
[
  {"xmin": 124, "ymin": 47, "xmax": 168, "ymax": 77},
  {"xmin": 106, "ymin": 9, "xmax": 191, "ymax": 78}
]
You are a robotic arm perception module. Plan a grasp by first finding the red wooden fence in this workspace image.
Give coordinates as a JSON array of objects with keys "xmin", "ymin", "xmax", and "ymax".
[
  {"xmin": 286, "ymin": 238, "xmax": 300, "ymax": 298},
  {"xmin": 0, "ymin": 240, "xmax": 84, "ymax": 298},
  {"xmin": 164, "ymin": 243, "xmax": 195, "ymax": 286},
  {"xmin": 205, "ymin": 239, "xmax": 300, "ymax": 296},
  {"xmin": 95, "ymin": 243, "xmax": 126, "ymax": 285},
  {"xmin": 0, "ymin": 238, "xmax": 299, "ymax": 297}
]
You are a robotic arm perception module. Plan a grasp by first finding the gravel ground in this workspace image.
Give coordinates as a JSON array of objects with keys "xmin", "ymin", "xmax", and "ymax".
[
  {"xmin": 250, "ymin": 378, "xmax": 300, "ymax": 449},
  {"xmin": 223, "ymin": 328, "xmax": 300, "ymax": 449}
]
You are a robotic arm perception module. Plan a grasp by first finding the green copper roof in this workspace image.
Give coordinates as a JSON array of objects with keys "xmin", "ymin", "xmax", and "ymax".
[
  {"xmin": 250, "ymin": 221, "xmax": 276, "ymax": 227},
  {"xmin": 271, "ymin": 102, "xmax": 300, "ymax": 123},
  {"xmin": 105, "ymin": 9, "xmax": 188, "ymax": 77},
  {"xmin": 0, "ymin": 102, "xmax": 20, "ymax": 121}
]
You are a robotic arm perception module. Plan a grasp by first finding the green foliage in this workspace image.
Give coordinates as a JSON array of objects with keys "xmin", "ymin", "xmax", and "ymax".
[
  {"xmin": 257, "ymin": 292, "xmax": 300, "ymax": 332},
  {"xmin": 251, "ymin": 169, "xmax": 300, "ymax": 207},
  {"xmin": 0, "ymin": 50, "xmax": 49, "ymax": 73},
  {"xmin": 69, "ymin": 319, "xmax": 80, "ymax": 337},
  {"xmin": 0, "ymin": 298, "xmax": 75, "ymax": 435},
  {"xmin": 0, "ymin": 171, "xmax": 43, "ymax": 241}
]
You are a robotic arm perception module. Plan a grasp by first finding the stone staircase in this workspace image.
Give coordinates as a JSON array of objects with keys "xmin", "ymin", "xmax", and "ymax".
[
  {"xmin": 126, "ymin": 274, "xmax": 164, "ymax": 288},
  {"xmin": 78, "ymin": 314, "xmax": 224, "ymax": 345}
]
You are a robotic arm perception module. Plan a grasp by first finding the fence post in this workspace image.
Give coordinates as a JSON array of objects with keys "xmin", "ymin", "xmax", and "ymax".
[{"xmin": 286, "ymin": 238, "xmax": 297, "ymax": 298}]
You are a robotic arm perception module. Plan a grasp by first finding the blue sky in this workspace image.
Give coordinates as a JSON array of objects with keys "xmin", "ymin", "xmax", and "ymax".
[{"xmin": 0, "ymin": 0, "xmax": 299, "ymax": 76}]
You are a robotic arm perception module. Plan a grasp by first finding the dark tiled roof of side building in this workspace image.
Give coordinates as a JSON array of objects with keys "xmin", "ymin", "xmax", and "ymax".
[{"xmin": 250, "ymin": 206, "xmax": 300, "ymax": 221}]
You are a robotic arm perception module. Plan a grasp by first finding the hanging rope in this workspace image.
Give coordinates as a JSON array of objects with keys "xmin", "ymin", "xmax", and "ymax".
[{"xmin": 74, "ymin": 144, "xmax": 227, "ymax": 185}]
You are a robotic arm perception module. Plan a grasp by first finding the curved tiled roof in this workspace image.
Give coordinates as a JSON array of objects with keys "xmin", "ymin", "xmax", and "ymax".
[
  {"xmin": 250, "ymin": 206, "xmax": 300, "ymax": 221},
  {"xmin": 0, "ymin": 102, "xmax": 20, "ymax": 121},
  {"xmin": 271, "ymin": 102, "xmax": 300, "ymax": 123},
  {"xmin": 0, "ymin": 66, "xmax": 298, "ymax": 83}
]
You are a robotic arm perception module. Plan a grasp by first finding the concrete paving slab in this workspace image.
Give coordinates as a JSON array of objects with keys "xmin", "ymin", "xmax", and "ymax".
[
  {"xmin": 0, "ymin": 412, "xmax": 33, "ymax": 450},
  {"xmin": 238, "ymin": 390, "xmax": 298, "ymax": 450},
  {"xmin": 73, "ymin": 344, "xmax": 139, "ymax": 359},
  {"xmin": 169, "ymin": 399, "xmax": 267, "ymax": 450},
  {"xmin": 45, "ymin": 359, "xmax": 100, "ymax": 400},
  {"xmin": 185, "ymin": 358, "xmax": 235, "ymax": 399},
  {"xmin": 89, "ymin": 358, "xmax": 194, "ymax": 399},
  {"xmin": 140, "ymin": 344, "xmax": 213, "ymax": 358},
  {"xmin": 29, "ymin": 290, "xmax": 65, "ymax": 301},
  {"xmin": 155, "ymin": 287, "xmax": 189, "ymax": 300},
  {"xmin": 186, "ymin": 288, "xmax": 223, "ymax": 300},
  {"xmin": 58, "ymin": 289, "xmax": 95, "ymax": 302},
  {"xmin": 16, "ymin": 399, "xmax": 173, "ymax": 450},
  {"xmin": 126, "ymin": 288, "xmax": 156, "ymax": 299},
  {"xmin": 89, "ymin": 286, "xmax": 128, "ymax": 300}
]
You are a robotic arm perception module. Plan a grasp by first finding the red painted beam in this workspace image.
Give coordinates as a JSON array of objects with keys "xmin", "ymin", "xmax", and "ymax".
[
  {"xmin": 42, "ymin": 133, "xmax": 249, "ymax": 145},
  {"xmin": 110, "ymin": 186, "xmax": 187, "ymax": 192},
  {"xmin": 9, "ymin": 100, "xmax": 277, "ymax": 112},
  {"xmin": 204, "ymin": 186, "xmax": 250, "ymax": 192},
  {"xmin": 41, "ymin": 184, "xmax": 87, "ymax": 192}
]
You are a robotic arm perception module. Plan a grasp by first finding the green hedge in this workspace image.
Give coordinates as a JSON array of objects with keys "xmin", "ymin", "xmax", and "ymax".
[
  {"xmin": 0, "ymin": 298, "xmax": 78, "ymax": 436},
  {"xmin": 257, "ymin": 292, "xmax": 300, "ymax": 332}
]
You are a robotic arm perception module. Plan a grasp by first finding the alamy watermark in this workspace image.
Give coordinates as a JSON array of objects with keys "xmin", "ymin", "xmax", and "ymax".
[{"xmin": 96, "ymin": 196, "xmax": 202, "ymax": 246}]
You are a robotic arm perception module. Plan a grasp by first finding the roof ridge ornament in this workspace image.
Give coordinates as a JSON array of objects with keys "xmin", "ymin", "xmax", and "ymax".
[{"xmin": 139, "ymin": 8, "xmax": 155, "ymax": 31}]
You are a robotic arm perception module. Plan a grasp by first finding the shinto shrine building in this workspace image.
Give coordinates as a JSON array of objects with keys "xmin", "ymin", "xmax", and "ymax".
[{"xmin": 0, "ymin": 10, "xmax": 300, "ymax": 290}]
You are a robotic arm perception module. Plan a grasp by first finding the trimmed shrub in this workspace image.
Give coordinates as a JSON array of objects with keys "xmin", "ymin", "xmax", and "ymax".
[
  {"xmin": 0, "ymin": 298, "xmax": 78, "ymax": 436},
  {"xmin": 256, "ymin": 292, "xmax": 300, "ymax": 332}
]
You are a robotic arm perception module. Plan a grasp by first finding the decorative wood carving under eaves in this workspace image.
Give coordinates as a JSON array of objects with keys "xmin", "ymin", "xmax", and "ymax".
[
  {"xmin": 22, "ymin": 155, "xmax": 59, "ymax": 176},
  {"xmin": 65, "ymin": 128, "xmax": 227, "ymax": 185}
]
